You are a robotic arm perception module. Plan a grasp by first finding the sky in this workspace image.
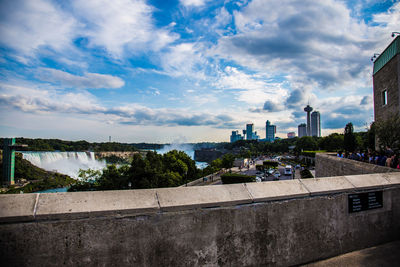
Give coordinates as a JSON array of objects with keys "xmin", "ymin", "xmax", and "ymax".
[{"xmin": 0, "ymin": 0, "xmax": 399, "ymax": 143}]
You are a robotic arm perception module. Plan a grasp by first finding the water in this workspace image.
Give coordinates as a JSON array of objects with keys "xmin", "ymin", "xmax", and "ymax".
[
  {"xmin": 21, "ymin": 151, "xmax": 106, "ymax": 179},
  {"xmin": 35, "ymin": 187, "xmax": 69, "ymax": 193},
  {"xmin": 21, "ymin": 145, "xmax": 207, "ymax": 180}
]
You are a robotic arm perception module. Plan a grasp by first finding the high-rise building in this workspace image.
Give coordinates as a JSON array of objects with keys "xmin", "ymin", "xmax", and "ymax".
[
  {"xmin": 311, "ymin": 111, "xmax": 321, "ymax": 137},
  {"xmin": 230, "ymin": 130, "xmax": 244, "ymax": 143},
  {"xmin": 298, "ymin": 123, "xmax": 307, "ymax": 138},
  {"xmin": 246, "ymin": 123, "xmax": 254, "ymax": 140},
  {"xmin": 304, "ymin": 105, "xmax": 313, "ymax": 136},
  {"xmin": 265, "ymin": 120, "xmax": 276, "ymax": 142},
  {"xmin": 287, "ymin": 132, "xmax": 296, "ymax": 138}
]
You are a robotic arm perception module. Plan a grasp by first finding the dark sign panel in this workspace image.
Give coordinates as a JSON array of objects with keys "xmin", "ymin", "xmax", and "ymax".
[{"xmin": 348, "ymin": 191, "xmax": 383, "ymax": 213}]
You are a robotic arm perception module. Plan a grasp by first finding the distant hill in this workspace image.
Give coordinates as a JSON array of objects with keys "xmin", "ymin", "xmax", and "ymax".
[{"xmin": 0, "ymin": 151, "xmax": 75, "ymax": 194}]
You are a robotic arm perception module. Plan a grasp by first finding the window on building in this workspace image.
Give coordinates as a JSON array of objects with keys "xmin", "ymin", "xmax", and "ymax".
[{"xmin": 382, "ymin": 90, "xmax": 387, "ymax": 106}]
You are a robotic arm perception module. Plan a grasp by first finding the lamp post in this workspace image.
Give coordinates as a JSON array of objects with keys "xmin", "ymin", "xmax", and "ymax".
[
  {"xmin": 2, "ymin": 138, "xmax": 27, "ymax": 186},
  {"xmin": 391, "ymin": 32, "xmax": 400, "ymax": 37},
  {"xmin": 185, "ymin": 170, "xmax": 188, "ymax": 187}
]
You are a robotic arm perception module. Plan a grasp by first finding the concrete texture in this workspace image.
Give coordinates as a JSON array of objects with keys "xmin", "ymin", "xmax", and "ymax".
[
  {"xmin": 300, "ymin": 176, "xmax": 355, "ymax": 195},
  {"xmin": 0, "ymin": 193, "xmax": 37, "ymax": 222},
  {"xmin": 373, "ymin": 52, "xmax": 399, "ymax": 122},
  {"xmin": 384, "ymin": 172, "xmax": 400, "ymax": 185},
  {"xmin": 344, "ymin": 173, "xmax": 391, "ymax": 190},
  {"xmin": 245, "ymin": 179, "xmax": 309, "ymax": 202},
  {"xmin": 36, "ymin": 189, "xmax": 159, "ymax": 220},
  {"xmin": 303, "ymin": 240, "xmax": 400, "ymax": 267},
  {"xmin": 0, "ymin": 173, "xmax": 400, "ymax": 266},
  {"xmin": 315, "ymin": 153, "xmax": 399, "ymax": 178},
  {"xmin": 157, "ymin": 184, "xmax": 252, "ymax": 211}
]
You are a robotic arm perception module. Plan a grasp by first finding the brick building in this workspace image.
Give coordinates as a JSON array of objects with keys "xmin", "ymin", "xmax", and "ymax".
[{"xmin": 372, "ymin": 36, "xmax": 400, "ymax": 122}]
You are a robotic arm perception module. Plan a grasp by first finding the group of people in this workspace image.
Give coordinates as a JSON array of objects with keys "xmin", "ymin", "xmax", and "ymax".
[{"xmin": 337, "ymin": 149, "xmax": 400, "ymax": 169}]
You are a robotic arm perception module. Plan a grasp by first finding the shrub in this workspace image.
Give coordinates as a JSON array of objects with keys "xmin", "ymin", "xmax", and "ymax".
[
  {"xmin": 263, "ymin": 161, "xmax": 278, "ymax": 168},
  {"xmin": 300, "ymin": 169, "xmax": 313, "ymax": 179}
]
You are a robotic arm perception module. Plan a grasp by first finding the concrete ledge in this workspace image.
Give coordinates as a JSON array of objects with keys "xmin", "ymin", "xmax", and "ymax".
[
  {"xmin": 1, "ymin": 173, "xmax": 400, "ymax": 266},
  {"xmin": 315, "ymin": 153, "xmax": 400, "ymax": 178},
  {"xmin": 0, "ymin": 194, "xmax": 37, "ymax": 222},
  {"xmin": 156, "ymin": 184, "xmax": 252, "ymax": 211},
  {"xmin": 245, "ymin": 179, "xmax": 309, "ymax": 202},
  {"xmin": 35, "ymin": 189, "xmax": 159, "ymax": 220},
  {"xmin": 383, "ymin": 172, "xmax": 400, "ymax": 185},
  {"xmin": 1, "ymin": 173, "xmax": 400, "ymax": 223},
  {"xmin": 300, "ymin": 176, "xmax": 355, "ymax": 196},
  {"xmin": 344, "ymin": 173, "xmax": 391, "ymax": 190}
]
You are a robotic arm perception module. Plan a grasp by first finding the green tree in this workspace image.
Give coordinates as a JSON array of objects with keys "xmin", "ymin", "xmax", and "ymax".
[
  {"xmin": 295, "ymin": 136, "xmax": 318, "ymax": 152},
  {"xmin": 221, "ymin": 153, "xmax": 235, "ymax": 169},
  {"xmin": 318, "ymin": 133, "xmax": 344, "ymax": 151},
  {"xmin": 344, "ymin": 122, "xmax": 356, "ymax": 152},
  {"xmin": 367, "ymin": 122, "xmax": 376, "ymax": 150},
  {"xmin": 375, "ymin": 113, "xmax": 400, "ymax": 150},
  {"xmin": 96, "ymin": 164, "xmax": 128, "ymax": 190}
]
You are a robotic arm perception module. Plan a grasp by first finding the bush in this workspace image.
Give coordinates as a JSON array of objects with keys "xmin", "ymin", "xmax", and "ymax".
[
  {"xmin": 300, "ymin": 169, "xmax": 313, "ymax": 179},
  {"xmin": 263, "ymin": 161, "xmax": 278, "ymax": 168},
  {"xmin": 221, "ymin": 173, "xmax": 255, "ymax": 184}
]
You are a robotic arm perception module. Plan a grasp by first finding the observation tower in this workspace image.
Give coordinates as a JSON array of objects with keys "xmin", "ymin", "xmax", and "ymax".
[{"xmin": 304, "ymin": 105, "xmax": 313, "ymax": 136}]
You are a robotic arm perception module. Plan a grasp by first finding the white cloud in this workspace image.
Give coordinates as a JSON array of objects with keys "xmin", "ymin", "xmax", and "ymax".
[
  {"xmin": 214, "ymin": 66, "xmax": 288, "ymax": 105},
  {"xmin": 0, "ymin": 0, "xmax": 179, "ymax": 60},
  {"xmin": 36, "ymin": 68, "xmax": 125, "ymax": 89},
  {"xmin": 0, "ymin": 0, "xmax": 77, "ymax": 56},
  {"xmin": 180, "ymin": 0, "xmax": 209, "ymax": 7},
  {"xmin": 212, "ymin": 0, "xmax": 400, "ymax": 93},
  {"xmin": 0, "ymin": 81, "xmax": 242, "ymax": 129},
  {"xmin": 159, "ymin": 42, "xmax": 207, "ymax": 79},
  {"xmin": 71, "ymin": 0, "xmax": 178, "ymax": 58},
  {"xmin": 0, "ymin": 83, "xmax": 105, "ymax": 114}
]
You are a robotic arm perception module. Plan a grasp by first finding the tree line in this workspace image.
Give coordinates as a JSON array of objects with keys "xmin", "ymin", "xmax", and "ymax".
[
  {"xmin": 1, "ymin": 138, "xmax": 164, "ymax": 152},
  {"xmin": 69, "ymin": 150, "xmax": 236, "ymax": 191}
]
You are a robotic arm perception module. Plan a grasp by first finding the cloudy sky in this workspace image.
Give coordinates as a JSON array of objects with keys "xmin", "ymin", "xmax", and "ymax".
[{"xmin": 0, "ymin": 0, "xmax": 399, "ymax": 143}]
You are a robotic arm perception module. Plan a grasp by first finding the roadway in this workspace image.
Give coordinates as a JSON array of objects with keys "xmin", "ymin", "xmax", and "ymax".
[{"xmin": 238, "ymin": 160, "xmax": 295, "ymax": 182}]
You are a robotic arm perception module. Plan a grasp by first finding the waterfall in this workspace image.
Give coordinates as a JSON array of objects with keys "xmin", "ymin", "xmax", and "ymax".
[{"xmin": 21, "ymin": 151, "xmax": 106, "ymax": 179}]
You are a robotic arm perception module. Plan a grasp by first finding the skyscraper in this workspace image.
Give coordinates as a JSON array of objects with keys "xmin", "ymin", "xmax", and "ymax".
[
  {"xmin": 265, "ymin": 120, "xmax": 276, "ymax": 142},
  {"xmin": 246, "ymin": 123, "xmax": 254, "ymax": 140},
  {"xmin": 311, "ymin": 111, "xmax": 321, "ymax": 137},
  {"xmin": 304, "ymin": 105, "xmax": 313, "ymax": 136},
  {"xmin": 230, "ymin": 130, "xmax": 244, "ymax": 143},
  {"xmin": 298, "ymin": 123, "xmax": 307, "ymax": 138}
]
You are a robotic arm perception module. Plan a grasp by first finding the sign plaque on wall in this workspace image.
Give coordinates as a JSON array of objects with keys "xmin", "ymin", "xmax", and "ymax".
[{"xmin": 348, "ymin": 191, "xmax": 383, "ymax": 213}]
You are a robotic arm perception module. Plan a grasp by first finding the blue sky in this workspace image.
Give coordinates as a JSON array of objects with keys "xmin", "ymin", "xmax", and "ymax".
[{"xmin": 0, "ymin": 0, "xmax": 399, "ymax": 143}]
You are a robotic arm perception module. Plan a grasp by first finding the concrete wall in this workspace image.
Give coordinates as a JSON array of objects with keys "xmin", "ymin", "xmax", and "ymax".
[
  {"xmin": 1, "ymin": 172, "xmax": 400, "ymax": 266},
  {"xmin": 315, "ymin": 153, "xmax": 400, "ymax": 178},
  {"xmin": 373, "ymin": 53, "xmax": 399, "ymax": 122}
]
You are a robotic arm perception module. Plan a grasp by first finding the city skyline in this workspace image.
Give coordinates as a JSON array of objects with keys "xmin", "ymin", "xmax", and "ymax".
[{"xmin": 0, "ymin": 0, "xmax": 399, "ymax": 143}]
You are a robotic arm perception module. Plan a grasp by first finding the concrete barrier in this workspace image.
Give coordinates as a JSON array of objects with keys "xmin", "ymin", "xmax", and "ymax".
[
  {"xmin": 1, "ymin": 172, "xmax": 400, "ymax": 266},
  {"xmin": 315, "ymin": 153, "xmax": 400, "ymax": 178}
]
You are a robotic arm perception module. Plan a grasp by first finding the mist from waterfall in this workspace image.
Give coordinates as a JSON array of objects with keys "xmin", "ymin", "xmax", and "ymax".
[{"xmin": 22, "ymin": 152, "xmax": 106, "ymax": 179}]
